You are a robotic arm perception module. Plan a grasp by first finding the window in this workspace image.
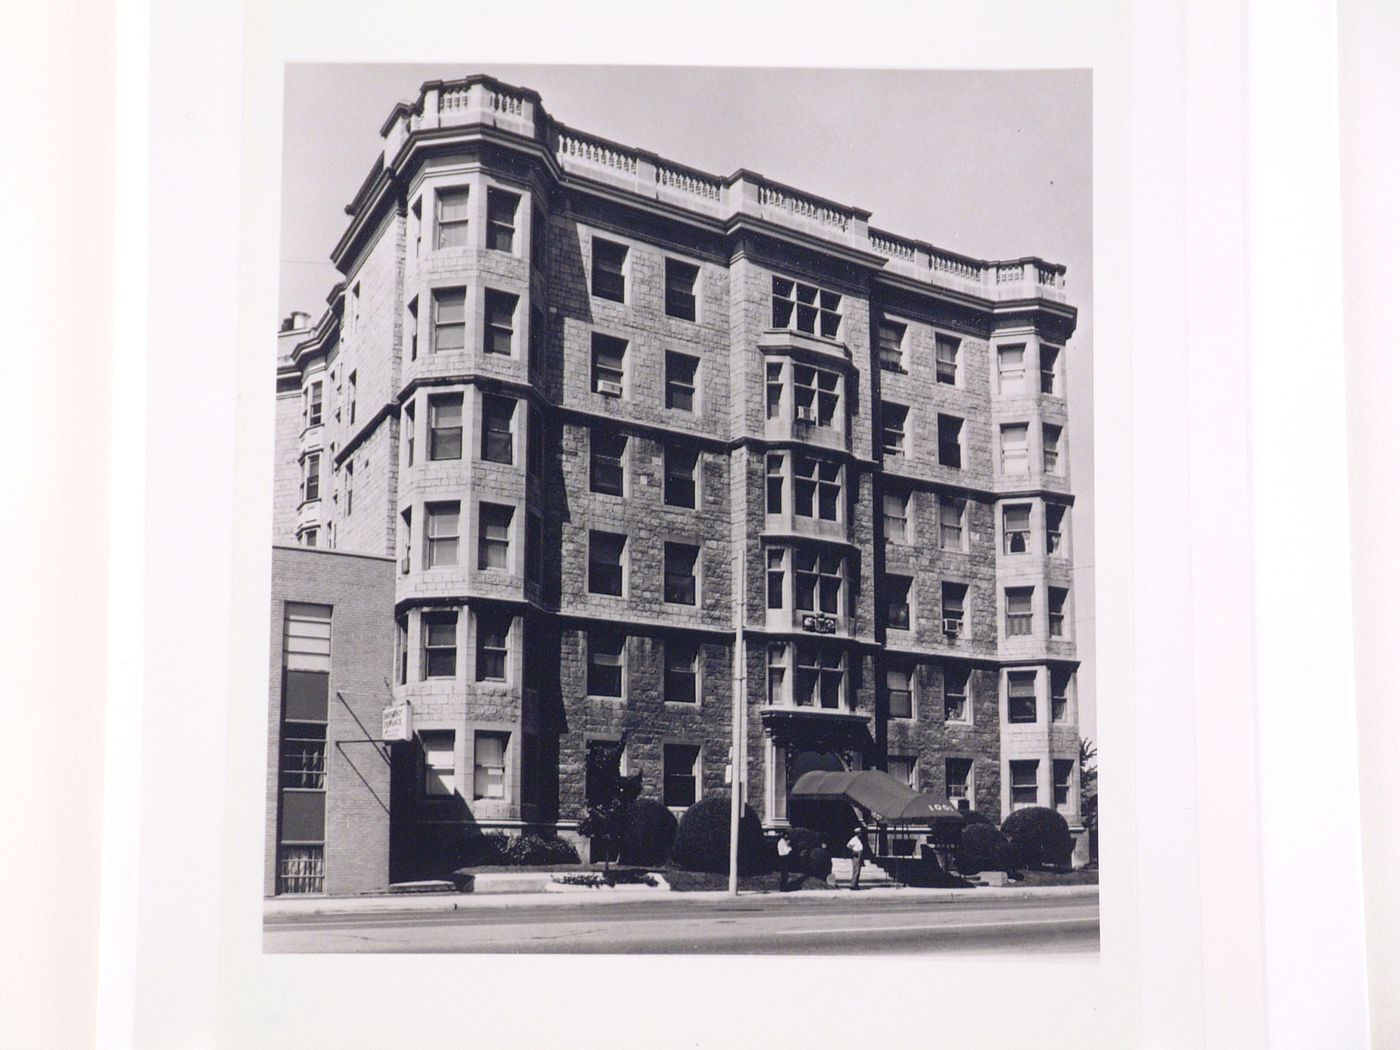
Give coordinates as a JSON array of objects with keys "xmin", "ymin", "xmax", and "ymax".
[
  {"xmin": 587, "ymin": 632, "xmax": 624, "ymax": 697},
  {"xmin": 886, "ymin": 574, "xmax": 912, "ymax": 630},
  {"xmin": 421, "ymin": 730, "xmax": 457, "ymax": 796},
  {"xmin": 434, "ymin": 187, "xmax": 469, "ymax": 249},
  {"xmin": 663, "ymin": 542, "xmax": 699, "ymax": 605},
  {"xmin": 591, "ymin": 333, "xmax": 626, "ymax": 396},
  {"xmin": 882, "ymin": 403, "xmax": 909, "ymax": 457},
  {"xmin": 302, "ymin": 528, "xmax": 318, "ymax": 548},
  {"xmin": 589, "ymin": 430, "xmax": 626, "ymax": 496},
  {"xmin": 1007, "ymin": 670, "xmax": 1037, "ymax": 722},
  {"xmin": 404, "ymin": 402, "xmax": 415, "ymax": 466},
  {"xmin": 771, "ymin": 275, "xmax": 841, "ymax": 339},
  {"xmin": 344, "ymin": 461, "xmax": 354, "ymax": 516},
  {"xmin": 422, "ymin": 612, "xmax": 458, "ymax": 679},
  {"xmin": 946, "ymin": 758, "xmax": 973, "ymax": 810},
  {"xmin": 941, "ymin": 582, "xmax": 968, "ymax": 638},
  {"xmin": 431, "ymin": 288, "xmax": 466, "ymax": 352},
  {"xmin": 883, "ymin": 489, "xmax": 909, "ymax": 544},
  {"xmin": 531, "ymin": 208, "xmax": 547, "ymax": 271},
  {"xmin": 591, "ymin": 238, "xmax": 627, "ymax": 302},
  {"xmin": 794, "ymin": 548, "xmax": 843, "ymax": 615},
  {"xmin": 302, "ymin": 453, "xmax": 320, "ymax": 502},
  {"xmin": 347, "ymin": 371, "xmax": 357, "ymax": 425},
  {"xmin": 944, "ymin": 666, "xmax": 970, "ymax": 721},
  {"xmin": 765, "ymin": 361, "xmax": 784, "ymax": 420},
  {"xmin": 664, "ymin": 445, "xmax": 698, "ymax": 508},
  {"xmin": 887, "ymin": 666, "xmax": 914, "ymax": 719},
  {"xmin": 483, "ymin": 289, "xmax": 517, "ymax": 356},
  {"xmin": 1040, "ymin": 345, "xmax": 1061, "ymax": 394},
  {"xmin": 878, "ymin": 320, "xmax": 906, "ymax": 371},
  {"xmin": 400, "ymin": 508, "xmax": 411, "ymax": 573},
  {"xmin": 1006, "ymin": 587, "xmax": 1034, "ymax": 636},
  {"xmin": 1051, "ymin": 669, "xmax": 1071, "ymax": 722},
  {"xmin": 765, "ymin": 453, "xmax": 785, "ymax": 514},
  {"xmin": 766, "ymin": 644, "xmax": 788, "ymax": 704},
  {"xmin": 935, "ymin": 333, "xmax": 960, "ymax": 385},
  {"xmin": 474, "ymin": 732, "xmax": 508, "ymax": 800},
  {"xmin": 937, "ymin": 414, "xmax": 963, "ymax": 468},
  {"xmin": 939, "ymin": 495, "xmax": 965, "ymax": 551},
  {"xmin": 410, "ymin": 198, "xmax": 422, "ymax": 259},
  {"xmin": 664, "ymin": 641, "xmax": 699, "ymax": 703},
  {"xmin": 664, "ymin": 352, "xmax": 698, "ymax": 412},
  {"xmin": 477, "ymin": 503, "xmax": 513, "ymax": 571},
  {"xmin": 998, "ymin": 344, "xmax": 1026, "ymax": 393},
  {"xmin": 1043, "ymin": 424, "xmax": 1063, "ymax": 474},
  {"xmin": 1048, "ymin": 587, "xmax": 1069, "ymax": 639},
  {"xmin": 1054, "ymin": 759, "xmax": 1074, "ymax": 809},
  {"xmin": 793, "ymin": 364, "xmax": 840, "ymax": 428},
  {"xmin": 766, "ymin": 547, "xmax": 786, "ymax": 609},
  {"xmin": 526, "ymin": 405, "xmax": 543, "ymax": 478},
  {"xmin": 588, "ymin": 531, "xmax": 626, "ymax": 596},
  {"xmin": 1001, "ymin": 423, "xmax": 1029, "ymax": 474},
  {"xmin": 887, "ymin": 756, "xmax": 917, "ymax": 789},
  {"xmin": 476, "ymin": 610, "xmax": 511, "ymax": 681},
  {"xmin": 1010, "ymin": 760, "xmax": 1039, "ymax": 809},
  {"xmin": 396, "ymin": 616, "xmax": 408, "ymax": 684},
  {"xmin": 425, "ymin": 502, "xmax": 460, "ymax": 568},
  {"xmin": 308, "ymin": 381, "xmax": 323, "ymax": 426},
  {"xmin": 793, "ymin": 455, "xmax": 841, "ymax": 521},
  {"xmin": 663, "ymin": 744, "xmax": 700, "ymax": 808},
  {"xmin": 795, "ymin": 645, "xmax": 844, "ymax": 709},
  {"xmin": 486, "ymin": 188, "xmax": 519, "ymax": 252},
  {"xmin": 427, "ymin": 394, "xmax": 462, "ymax": 460},
  {"xmin": 526, "ymin": 514, "xmax": 543, "ymax": 585},
  {"xmin": 1046, "ymin": 503, "xmax": 1067, "ymax": 555},
  {"xmin": 480, "ymin": 394, "xmax": 516, "ymax": 465},
  {"xmin": 1003, "ymin": 504, "xmax": 1032, "ymax": 554},
  {"xmin": 665, "ymin": 258, "xmax": 699, "ymax": 320},
  {"xmin": 407, "ymin": 297, "xmax": 419, "ymax": 361}
]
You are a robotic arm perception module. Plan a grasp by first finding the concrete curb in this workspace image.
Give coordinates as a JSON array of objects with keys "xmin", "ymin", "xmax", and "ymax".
[{"xmin": 263, "ymin": 881, "xmax": 1097, "ymax": 920}]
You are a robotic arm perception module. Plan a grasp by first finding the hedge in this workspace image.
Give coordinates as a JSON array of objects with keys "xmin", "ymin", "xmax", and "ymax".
[
  {"xmin": 1001, "ymin": 806, "xmax": 1074, "ymax": 869},
  {"xmin": 670, "ymin": 797, "xmax": 772, "ymax": 875},
  {"xmin": 957, "ymin": 822, "xmax": 1017, "ymax": 875},
  {"xmin": 619, "ymin": 798, "xmax": 678, "ymax": 867}
]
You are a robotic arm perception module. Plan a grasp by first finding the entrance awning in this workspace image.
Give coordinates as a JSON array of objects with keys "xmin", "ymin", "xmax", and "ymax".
[{"xmin": 789, "ymin": 770, "xmax": 966, "ymax": 825}]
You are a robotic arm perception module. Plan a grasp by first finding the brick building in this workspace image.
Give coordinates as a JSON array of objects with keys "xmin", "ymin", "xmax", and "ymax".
[{"xmin": 269, "ymin": 73, "xmax": 1085, "ymax": 892}]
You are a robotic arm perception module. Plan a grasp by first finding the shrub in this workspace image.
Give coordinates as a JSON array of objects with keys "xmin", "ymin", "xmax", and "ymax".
[
  {"xmin": 804, "ymin": 845, "xmax": 832, "ymax": 880},
  {"xmin": 1001, "ymin": 807, "xmax": 1074, "ymax": 870},
  {"xmin": 619, "ymin": 798, "xmax": 678, "ymax": 867},
  {"xmin": 957, "ymin": 823, "xmax": 1017, "ymax": 876},
  {"xmin": 502, "ymin": 833, "xmax": 580, "ymax": 866},
  {"xmin": 960, "ymin": 809, "xmax": 995, "ymax": 827},
  {"xmin": 670, "ymin": 797, "xmax": 772, "ymax": 875},
  {"xmin": 459, "ymin": 831, "xmax": 510, "ymax": 868}
]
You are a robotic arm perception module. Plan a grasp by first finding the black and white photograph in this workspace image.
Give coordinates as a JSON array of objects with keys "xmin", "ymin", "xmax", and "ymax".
[{"xmin": 262, "ymin": 64, "xmax": 1098, "ymax": 955}]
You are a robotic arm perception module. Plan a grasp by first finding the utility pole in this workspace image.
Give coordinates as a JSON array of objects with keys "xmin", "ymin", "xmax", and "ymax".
[{"xmin": 728, "ymin": 448, "xmax": 749, "ymax": 897}]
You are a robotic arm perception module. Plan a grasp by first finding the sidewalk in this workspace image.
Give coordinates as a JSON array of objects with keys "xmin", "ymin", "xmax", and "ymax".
[{"xmin": 264, "ymin": 881, "xmax": 1098, "ymax": 920}]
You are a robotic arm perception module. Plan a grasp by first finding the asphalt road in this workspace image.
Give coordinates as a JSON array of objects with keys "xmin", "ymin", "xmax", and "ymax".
[{"xmin": 264, "ymin": 892, "xmax": 1098, "ymax": 955}]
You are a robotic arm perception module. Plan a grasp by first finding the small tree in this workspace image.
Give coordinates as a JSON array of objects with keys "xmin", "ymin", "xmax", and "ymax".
[
  {"xmin": 1079, "ymin": 738, "xmax": 1098, "ymax": 833},
  {"xmin": 577, "ymin": 735, "xmax": 642, "ymax": 878}
]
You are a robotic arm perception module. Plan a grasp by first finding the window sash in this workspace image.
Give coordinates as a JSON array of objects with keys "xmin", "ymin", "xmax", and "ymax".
[
  {"xmin": 483, "ymin": 291, "xmax": 516, "ymax": 355},
  {"xmin": 486, "ymin": 189, "xmax": 518, "ymax": 252},
  {"xmin": 588, "ymin": 533, "xmax": 626, "ymax": 596},
  {"xmin": 887, "ymin": 669, "xmax": 913, "ymax": 718},
  {"xmin": 663, "ymin": 545, "xmax": 698, "ymax": 605},
  {"xmin": 771, "ymin": 276, "xmax": 841, "ymax": 338},
  {"xmin": 422, "ymin": 619, "xmax": 458, "ymax": 678},
  {"xmin": 592, "ymin": 241, "xmax": 627, "ymax": 301},
  {"xmin": 434, "ymin": 189, "xmax": 470, "ymax": 249},
  {"xmin": 766, "ymin": 548, "xmax": 786, "ymax": 610},
  {"xmin": 665, "ymin": 354, "xmax": 698, "ymax": 411},
  {"xmin": 429, "ymin": 396, "xmax": 463, "ymax": 460},
  {"xmin": 877, "ymin": 322, "xmax": 905, "ymax": 370},
  {"xmin": 587, "ymin": 636, "xmax": 624, "ymax": 696},
  {"xmin": 662, "ymin": 746, "xmax": 699, "ymax": 807},
  {"xmin": 665, "ymin": 260, "xmax": 699, "ymax": 320},
  {"xmin": 765, "ymin": 453, "xmax": 785, "ymax": 514},
  {"xmin": 664, "ymin": 644, "xmax": 698, "ymax": 703},
  {"xmin": 882, "ymin": 406, "xmax": 908, "ymax": 456},
  {"xmin": 477, "ymin": 506, "xmax": 513, "ymax": 571},
  {"xmin": 481, "ymin": 398, "xmax": 515, "ymax": 464},
  {"xmin": 664, "ymin": 448, "xmax": 697, "ymax": 508},
  {"xmin": 937, "ymin": 416, "xmax": 962, "ymax": 467},
  {"xmin": 935, "ymin": 335, "xmax": 960, "ymax": 383},
  {"xmin": 883, "ymin": 491, "xmax": 908, "ymax": 543},
  {"xmin": 590, "ymin": 432, "xmax": 626, "ymax": 495},
  {"xmin": 946, "ymin": 759, "xmax": 973, "ymax": 801},
  {"xmin": 1001, "ymin": 425, "xmax": 1029, "ymax": 472},
  {"xmin": 886, "ymin": 577, "xmax": 912, "ymax": 630},
  {"xmin": 939, "ymin": 497, "xmax": 964, "ymax": 549},
  {"xmin": 998, "ymin": 345, "xmax": 1026, "ymax": 389}
]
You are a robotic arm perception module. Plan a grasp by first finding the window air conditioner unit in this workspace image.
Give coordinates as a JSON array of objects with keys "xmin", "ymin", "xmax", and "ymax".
[
  {"xmin": 596, "ymin": 379, "xmax": 623, "ymax": 397},
  {"xmin": 943, "ymin": 618, "xmax": 962, "ymax": 636}
]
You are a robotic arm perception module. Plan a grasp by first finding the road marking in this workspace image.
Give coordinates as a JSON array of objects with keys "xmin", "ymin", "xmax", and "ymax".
[{"xmin": 772, "ymin": 916, "xmax": 1098, "ymax": 937}]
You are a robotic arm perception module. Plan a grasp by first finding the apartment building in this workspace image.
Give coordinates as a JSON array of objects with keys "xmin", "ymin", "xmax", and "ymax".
[{"xmin": 269, "ymin": 73, "xmax": 1085, "ymax": 892}]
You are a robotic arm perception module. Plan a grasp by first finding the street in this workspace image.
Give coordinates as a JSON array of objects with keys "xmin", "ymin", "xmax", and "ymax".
[{"xmin": 264, "ymin": 890, "xmax": 1098, "ymax": 955}]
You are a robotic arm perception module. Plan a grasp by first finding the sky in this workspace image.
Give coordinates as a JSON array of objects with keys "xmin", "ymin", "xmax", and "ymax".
[{"xmin": 279, "ymin": 64, "xmax": 1096, "ymax": 739}]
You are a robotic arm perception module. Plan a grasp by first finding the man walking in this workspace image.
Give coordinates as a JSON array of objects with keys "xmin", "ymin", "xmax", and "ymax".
[
  {"xmin": 846, "ymin": 824, "xmax": 867, "ymax": 890},
  {"xmin": 776, "ymin": 830, "xmax": 794, "ymax": 891}
]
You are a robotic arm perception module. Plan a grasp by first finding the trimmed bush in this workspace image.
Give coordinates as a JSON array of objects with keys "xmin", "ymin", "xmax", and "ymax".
[
  {"xmin": 1001, "ymin": 806, "xmax": 1074, "ymax": 870},
  {"xmin": 804, "ymin": 845, "xmax": 833, "ymax": 880},
  {"xmin": 502, "ymin": 834, "xmax": 580, "ymax": 866},
  {"xmin": 619, "ymin": 798, "xmax": 678, "ymax": 867},
  {"xmin": 670, "ymin": 797, "xmax": 772, "ymax": 875},
  {"xmin": 959, "ymin": 809, "xmax": 995, "ymax": 827},
  {"xmin": 459, "ymin": 831, "xmax": 510, "ymax": 868},
  {"xmin": 957, "ymin": 823, "xmax": 1017, "ymax": 876}
]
